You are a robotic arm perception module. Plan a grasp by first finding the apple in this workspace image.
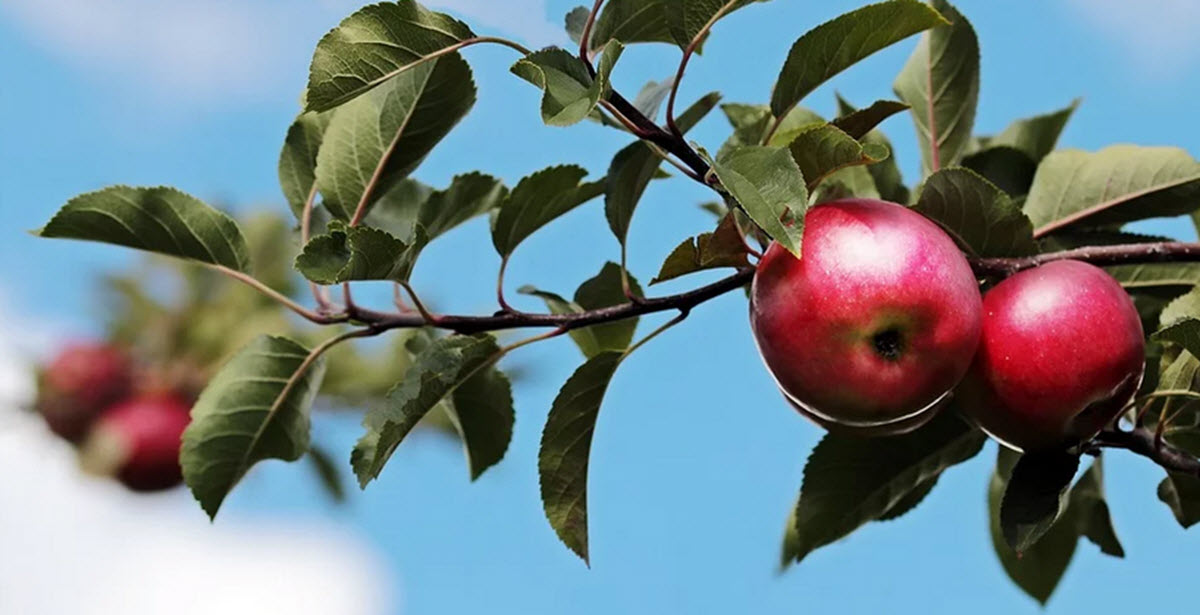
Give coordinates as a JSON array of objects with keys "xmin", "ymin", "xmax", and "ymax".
[
  {"xmin": 750, "ymin": 198, "xmax": 983, "ymax": 434},
  {"xmin": 37, "ymin": 342, "xmax": 133, "ymax": 442},
  {"xmin": 958, "ymin": 260, "xmax": 1145, "ymax": 452},
  {"xmin": 80, "ymin": 394, "xmax": 192, "ymax": 492}
]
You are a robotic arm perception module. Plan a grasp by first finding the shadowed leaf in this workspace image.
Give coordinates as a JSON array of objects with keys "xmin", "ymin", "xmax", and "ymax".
[{"xmin": 912, "ymin": 167, "xmax": 1037, "ymax": 257}]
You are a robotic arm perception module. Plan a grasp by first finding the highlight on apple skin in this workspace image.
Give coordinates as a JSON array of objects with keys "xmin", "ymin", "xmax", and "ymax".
[
  {"xmin": 958, "ymin": 260, "xmax": 1146, "ymax": 452},
  {"xmin": 750, "ymin": 198, "xmax": 983, "ymax": 435}
]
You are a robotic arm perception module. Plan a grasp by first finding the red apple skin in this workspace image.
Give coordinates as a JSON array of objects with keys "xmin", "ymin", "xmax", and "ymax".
[
  {"xmin": 750, "ymin": 198, "xmax": 983, "ymax": 431},
  {"xmin": 37, "ymin": 342, "xmax": 133, "ymax": 442},
  {"xmin": 89, "ymin": 395, "xmax": 192, "ymax": 492},
  {"xmin": 958, "ymin": 260, "xmax": 1145, "ymax": 452}
]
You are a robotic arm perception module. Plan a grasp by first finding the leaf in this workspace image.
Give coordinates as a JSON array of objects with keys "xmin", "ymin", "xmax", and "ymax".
[
  {"xmin": 278, "ymin": 111, "xmax": 332, "ymax": 220},
  {"xmin": 1107, "ymin": 263, "xmax": 1200, "ymax": 291},
  {"xmin": 1153, "ymin": 318, "xmax": 1200, "ymax": 359},
  {"xmin": 1023, "ymin": 146, "xmax": 1200, "ymax": 236},
  {"xmin": 999, "ymin": 450, "xmax": 1080, "ymax": 553},
  {"xmin": 365, "ymin": 172, "xmax": 507, "ymax": 244},
  {"xmin": 781, "ymin": 412, "xmax": 985, "ymax": 566},
  {"xmin": 911, "ymin": 167, "xmax": 1037, "ymax": 257},
  {"xmin": 772, "ymin": 0, "xmax": 947, "ymax": 118},
  {"xmin": 1069, "ymin": 458, "xmax": 1124, "ymax": 557},
  {"xmin": 443, "ymin": 364, "xmax": 515, "ymax": 480},
  {"xmin": 304, "ymin": 1, "xmax": 476, "ymax": 112},
  {"xmin": 574, "ymin": 262, "xmax": 643, "ymax": 351},
  {"xmin": 836, "ymin": 95, "xmax": 911, "ymax": 203},
  {"xmin": 652, "ymin": 213, "xmax": 750, "ymax": 284},
  {"xmin": 565, "ymin": 6, "xmax": 590, "ymax": 43},
  {"xmin": 316, "ymin": 53, "xmax": 476, "ymax": 221},
  {"xmin": 831, "ymin": 100, "xmax": 910, "ymax": 140},
  {"xmin": 784, "ymin": 123, "xmax": 890, "ymax": 192},
  {"xmin": 810, "ymin": 165, "xmax": 881, "ymax": 205},
  {"xmin": 709, "ymin": 146, "xmax": 808, "ymax": 256},
  {"xmin": 539, "ymin": 352, "xmax": 623, "ymax": 563},
  {"xmin": 605, "ymin": 92, "xmax": 721, "ymax": 243},
  {"xmin": 295, "ymin": 223, "xmax": 420, "ymax": 284},
  {"xmin": 307, "ymin": 445, "xmax": 347, "ymax": 503},
  {"xmin": 630, "ymin": 79, "xmax": 676, "ymax": 121},
  {"xmin": 666, "ymin": 0, "xmax": 767, "ymax": 50},
  {"xmin": 1157, "ymin": 471, "xmax": 1200, "ymax": 528},
  {"xmin": 590, "ymin": 0, "xmax": 673, "ymax": 51},
  {"xmin": 352, "ymin": 334, "xmax": 502, "ymax": 487},
  {"xmin": 877, "ymin": 475, "xmax": 939, "ymax": 522},
  {"xmin": 181, "ymin": 336, "xmax": 327, "ymax": 518},
  {"xmin": 893, "ymin": 0, "xmax": 980, "ymax": 175},
  {"xmin": 492, "ymin": 165, "xmax": 605, "ymax": 257},
  {"xmin": 961, "ymin": 146, "xmax": 1038, "ymax": 197},
  {"xmin": 39, "ymin": 186, "xmax": 251, "ymax": 273},
  {"xmin": 511, "ymin": 43, "xmax": 624, "ymax": 127},
  {"xmin": 988, "ymin": 448, "xmax": 1078, "ymax": 606},
  {"xmin": 986, "ymin": 99, "xmax": 1080, "ymax": 163}
]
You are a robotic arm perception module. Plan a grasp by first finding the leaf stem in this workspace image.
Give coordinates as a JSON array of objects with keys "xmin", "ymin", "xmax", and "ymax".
[
  {"xmin": 300, "ymin": 183, "xmax": 336, "ymax": 313},
  {"xmin": 624, "ymin": 310, "xmax": 689, "ymax": 357},
  {"xmin": 210, "ymin": 265, "xmax": 348, "ymax": 325},
  {"xmin": 666, "ymin": 0, "xmax": 737, "ymax": 137},
  {"xmin": 579, "ymin": 0, "xmax": 606, "ymax": 70}
]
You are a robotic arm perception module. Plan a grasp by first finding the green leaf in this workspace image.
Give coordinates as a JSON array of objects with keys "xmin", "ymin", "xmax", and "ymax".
[
  {"xmin": 352, "ymin": 334, "xmax": 502, "ymax": 487},
  {"xmin": 781, "ymin": 412, "xmax": 985, "ymax": 566},
  {"xmin": 279, "ymin": 111, "xmax": 332, "ymax": 220},
  {"xmin": 784, "ymin": 123, "xmax": 890, "ymax": 192},
  {"xmin": 565, "ymin": 6, "xmax": 590, "ymax": 44},
  {"xmin": 810, "ymin": 165, "xmax": 881, "ymax": 205},
  {"xmin": 307, "ymin": 445, "xmax": 347, "ymax": 504},
  {"xmin": 1070, "ymin": 458, "xmax": 1124, "ymax": 557},
  {"xmin": 1160, "ymin": 286, "xmax": 1200, "ymax": 326},
  {"xmin": 877, "ymin": 475, "xmax": 940, "ymax": 522},
  {"xmin": 605, "ymin": 92, "xmax": 721, "ymax": 243},
  {"xmin": 709, "ymin": 146, "xmax": 808, "ymax": 256},
  {"xmin": 999, "ymin": 450, "xmax": 1080, "ymax": 553},
  {"xmin": 590, "ymin": 0, "xmax": 674, "ymax": 51},
  {"xmin": 315, "ymin": 54, "xmax": 476, "ymax": 221},
  {"xmin": 985, "ymin": 99, "xmax": 1080, "ymax": 163},
  {"xmin": 443, "ymin": 364, "xmax": 515, "ymax": 480},
  {"xmin": 666, "ymin": 0, "xmax": 767, "ymax": 50},
  {"xmin": 511, "ymin": 43, "xmax": 624, "ymax": 127},
  {"xmin": 831, "ymin": 99, "xmax": 910, "ymax": 140},
  {"xmin": 1023, "ymin": 146, "xmax": 1200, "ymax": 236},
  {"xmin": 1107, "ymin": 263, "xmax": 1200, "ymax": 291},
  {"xmin": 718, "ymin": 104, "xmax": 824, "ymax": 154},
  {"xmin": 1158, "ymin": 471, "xmax": 1200, "ymax": 528},
  {"xmin": 574, "ymin": 262, "xmax": 643, "ymax": 351},
  {"xmin": 1154, "ymin": 318, "xmax": 1200, "ymax": 359},
  {"xmin": 39, "ymin": 186, "xmax": 251, "ymax": 273},
  {"xmin": 893, "ymin": 0, "xmax": 980, "ymax": 176},
  {"xmin": 772, "ymin": 0, "xmax": 947, "ymax": 118},
  {"xmin": 652, "ymin": 213, "xmax": 750, "ymax": 284},
  {"xmin": 912, "ymin": 167, "xmax": 1037, "ymax": 257},
  {"xmin": 295, "ymin": 223, "xmax": 420, "ymax": 284},
  {"xmin": 366, "ymin": 172, "xmax": 507, "ymax": 244},
  {"xmin": 961, "ymin": 147, "xmax": 1038, "ymax": 197},
  {"xmin": 181, "ymin": 336, "xmax": 327, "ymax": 518},
  {"xmin": 539, "ymin": 352, "xmax": 623, "ymax": 563},
  {"xmin": 630, "ymin": 79, "xmax": 677, "ymax": 121},
  {"xmin": 492, "ymin": 165, "xmax": 605, "ymax": 257},
  {"xmin": 836, "ymin": 95, "xmax": 911, "ymax": 203},
  {"xmin": 988, "ymin": 448, "xmax": 1078, "ymax": 606},
  {"xmin": 304, "ymin": 1, "xmax": 475, "ymax": 112}
]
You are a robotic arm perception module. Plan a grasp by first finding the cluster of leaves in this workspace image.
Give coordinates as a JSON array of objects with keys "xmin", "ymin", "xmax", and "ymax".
[{"xmin": 33, "ymin": 0, "xmax": 1200, "ymax": 604}]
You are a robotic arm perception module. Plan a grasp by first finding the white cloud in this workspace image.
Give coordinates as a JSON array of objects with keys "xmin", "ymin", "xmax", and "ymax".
[
  {"xmin": 0, "ymin": 300, "xmax": 393, "ymax": 615},
  {"xmin": 3, "ymin": 0, "xmax": 563, "ymax": 103},
  {"xmin": 1066, "ymin": 0, "xmax": 1200, "ymax": 78}
]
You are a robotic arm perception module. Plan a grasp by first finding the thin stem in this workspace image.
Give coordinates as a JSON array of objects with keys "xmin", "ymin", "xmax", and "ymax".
[
  {"xmin": 497, "ymin": 257, "xmax": 517, "ymax": 313},
  {"xmin": 397, "ymin": 281, "xmax": 440, "ymax": 324},
  {"xmin": 501, "ymin": 327, "xmax": 569, "ymax": 354},
  {"xmin": 579, "ymin": 0, "xmax": 606, "ymax": 71},
  {"xmin": 300, "ymin": 183, "xmax": 337, "ymax": 313},
  {"xmin": 210, "ymin": 265, "xmax": 347, "ymax": 325},
  {"xmin": 624, "ymin": 310, "xmax": 690, "ymax": 357},
  {"xmin": 666, "ymin": 0, "xmax": 736, "ymax": 137}
]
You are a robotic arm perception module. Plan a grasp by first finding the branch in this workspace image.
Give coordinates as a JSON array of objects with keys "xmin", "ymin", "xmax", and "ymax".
[
  {"xmin": 970, "ymin": 242, "xmax": 1200, "ymax": 277},
  {"xmin": 665, "ymin": 0, "xmax": 737, "ymax": 137},
  {"xmin": 1093, "ymin": 428, "xmax": 1200, "ymax": 477}
]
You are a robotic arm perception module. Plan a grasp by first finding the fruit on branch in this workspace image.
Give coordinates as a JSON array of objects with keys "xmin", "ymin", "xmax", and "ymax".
[
  {"xmin": 36, "ymin": 342, "xmax": 133, "ymax": 442},
  {"xmin": 958, "ymin": 260, "xmax": 1145, "ymax": 452},
  {"xmin": 80, "ymin": 394, "xmax": 192, "ymax": 492},
  {"xmin": 750, "ymin": 198, "xmax": 983, "ymax": 434}
]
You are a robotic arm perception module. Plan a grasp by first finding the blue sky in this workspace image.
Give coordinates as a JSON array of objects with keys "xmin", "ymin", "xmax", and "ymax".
[{"xmin": 3, "ymin": 1, "xmax": 1200, "ymax": 613}]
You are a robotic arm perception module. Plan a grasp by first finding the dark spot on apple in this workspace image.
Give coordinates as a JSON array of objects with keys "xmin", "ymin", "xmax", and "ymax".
[{"xmin": 872, "ymin": 328, "xmax": 904, "ymax": 361}]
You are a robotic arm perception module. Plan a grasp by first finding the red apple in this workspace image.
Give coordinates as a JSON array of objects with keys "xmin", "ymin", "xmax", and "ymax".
[
  {"xmin": 750, "ymin": 198, "xmax": 983, "ymax": 434},
  {"xmin": 37, "ymin": 342, "xmax": 133, "ymax": 442},
  {"xmin": 80, "ymin": 394, "xmax": 192, "ymax": 492},
  {"xmin": 958, "ymin": 260, "xmax": 1145, "ymax": 452}
]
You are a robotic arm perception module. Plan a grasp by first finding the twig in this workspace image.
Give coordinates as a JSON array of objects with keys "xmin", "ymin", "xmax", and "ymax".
[
  {"xmin": 1094, "ymin": 428, "xmax": 1200, "ymax": 477},
  {"xmin": 970, "ymin": 242, "xmax": 1200, "ymax": 277},
  {"xmin": 665, "ymin": 0, "xmax": 737, "ymax": 137}
]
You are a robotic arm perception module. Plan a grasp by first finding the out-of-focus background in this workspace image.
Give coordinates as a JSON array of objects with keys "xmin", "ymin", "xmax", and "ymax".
[{"xmin": 2, "ymin": 1, "xmax": 1199, "ymax": 613}]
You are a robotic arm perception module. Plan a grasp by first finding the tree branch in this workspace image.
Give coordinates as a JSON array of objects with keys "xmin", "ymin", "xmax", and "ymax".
[
  {"xmin": 1093, "ymin": 428, "xmax": 1200, "ymax": 477},
  {"xmin": 970, "ymin": 242, "xmax": 1200, "ymax": 277}
]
